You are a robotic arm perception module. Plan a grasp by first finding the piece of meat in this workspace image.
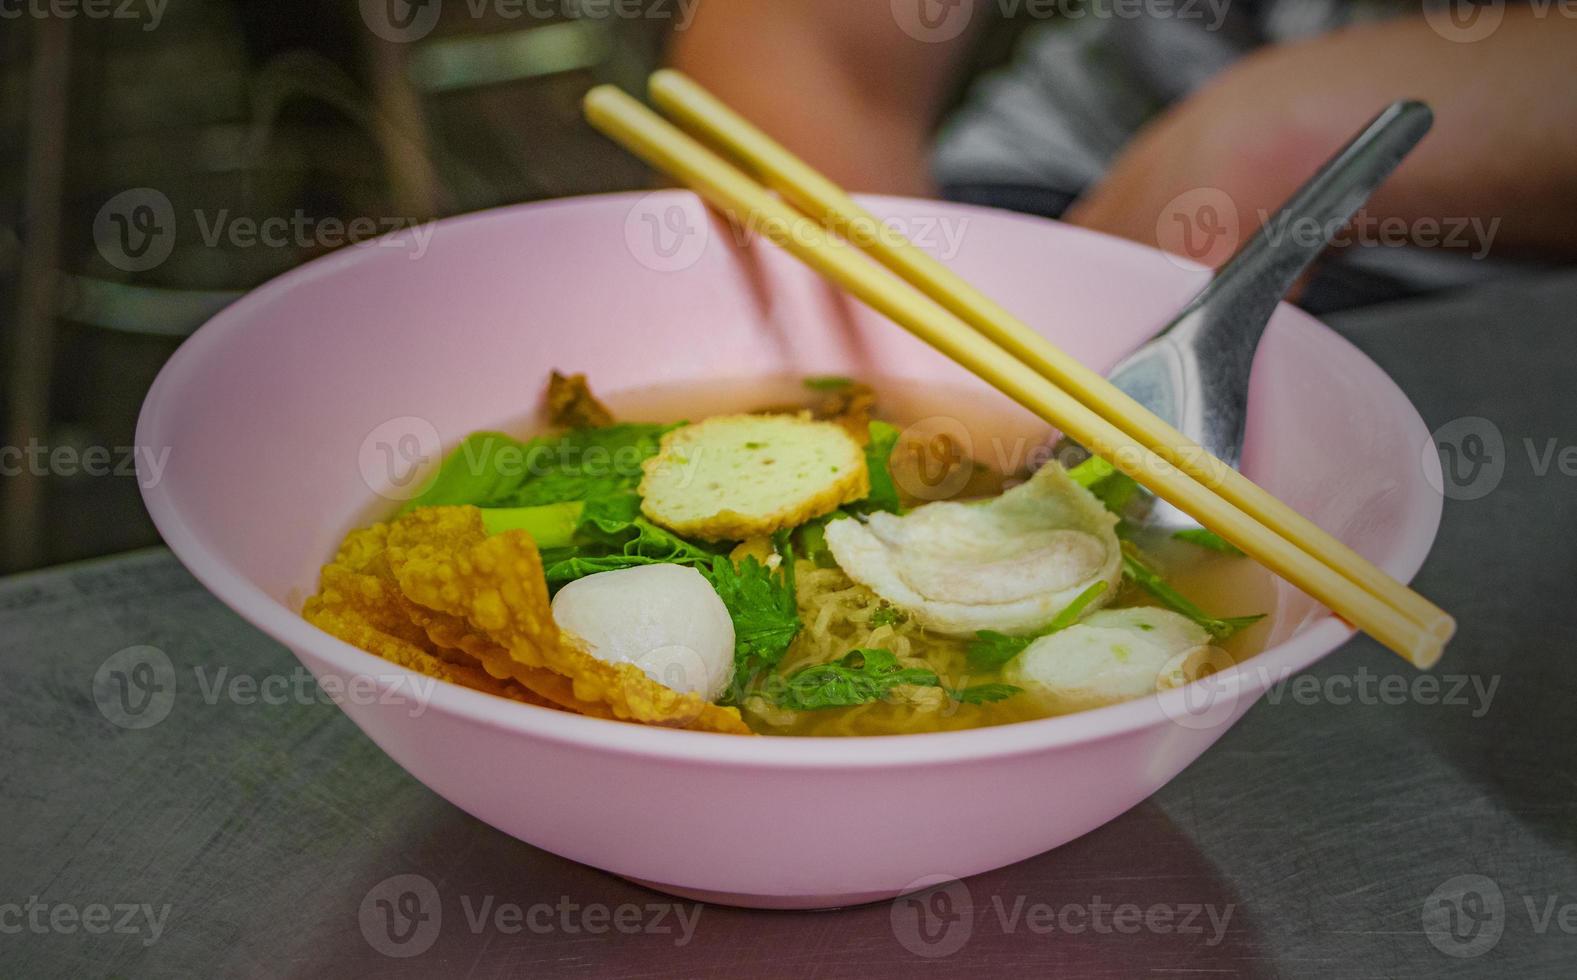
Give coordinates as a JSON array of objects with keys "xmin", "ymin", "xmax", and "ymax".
[
  {"xmin": 546, "ymin": 370, "xmax": 615, "ymax": 429},
  {"xmin": 812, "ymin": 381, "xmax": 877, "ymax": 441}
]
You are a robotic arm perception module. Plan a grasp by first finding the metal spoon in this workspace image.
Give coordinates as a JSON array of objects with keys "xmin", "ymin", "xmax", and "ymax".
[{"xmin": 1060, "ymin": 100, "xmax": 1435, "ymax": 534}]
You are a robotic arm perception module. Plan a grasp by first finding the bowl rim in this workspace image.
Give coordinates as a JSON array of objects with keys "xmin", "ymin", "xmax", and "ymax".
[{"xmin": 136, "ymin": 191, "xmax": 1444, "ymax": 769}]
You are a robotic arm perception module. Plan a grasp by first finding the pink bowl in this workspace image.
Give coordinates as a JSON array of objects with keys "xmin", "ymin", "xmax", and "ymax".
[{"xmin": 137, "ymin": 192, "xmax": 1443, "ymax": 908}]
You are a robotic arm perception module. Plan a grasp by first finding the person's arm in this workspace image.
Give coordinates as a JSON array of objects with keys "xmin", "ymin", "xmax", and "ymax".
[
  {"xmin": 1067, "ymin": 10, "xmax": 1577, "ymax": 261},
  {"xmin": 668, "ymin": 0, "xmax": 982, "ymax": 195}
]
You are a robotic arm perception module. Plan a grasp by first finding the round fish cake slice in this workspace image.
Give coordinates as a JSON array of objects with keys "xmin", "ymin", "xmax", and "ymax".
[
  {"xmin": 640, "ymin": 414, "xmax": 868, "ymax": 542},
  {"xmin": 1006, "ymin": 607, "xmax": 1224, "ymax": 710}
]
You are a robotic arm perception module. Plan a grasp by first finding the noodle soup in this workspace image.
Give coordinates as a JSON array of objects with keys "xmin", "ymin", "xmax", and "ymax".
[{"xmin": 303, "ymin": 374, "xmax": 1274, "ymax": 737}]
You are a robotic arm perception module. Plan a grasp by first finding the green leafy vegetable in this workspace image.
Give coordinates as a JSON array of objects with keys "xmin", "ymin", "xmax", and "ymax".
[
  {"xmin": 949, "ymin": 684, "xmax": 1024, "ymax": 705},
  {"xmin": 795, "ymin": 514, "xmax": 845, "ymax": 569},
  {"xmin": 850, "ymin": 420, "xmax": 902, "ymax": 515},
  {"xmin": 479, "ymin": 502, "xmax": 584, "ymax": 549},
  {"xmin": 1066, "ymin": 455, "xmax": 1113, "ymax": 488},
  {"xmin": 704, "ymin": 538, "xmax": 801, "ymax": 685},
  {"xmin": 538, "ymin": 492, "xmax": 722, "ymax": 590},
  {"xmin": 869, "ymin": 604, "xmax": 908, "ymax": 628},
  {"xmin": 494, "ymin": 423, "xmax": 678, "ymax": 508},
  {"xmin": 776, "ymin": 648, "xmax": 1024, "ymax": 710},
  {"xmin": 1120, "ymin": 548, "xmax": 1265, "ymax": 641},
  {"xmin": 966, "ymin": 580, "xmax": 1111, "ymax": 672},
  {"xmin": 776, "ymin": 648, "xmax": 940, "ymax": 711},
  {"xmin": 401, "ymin": 424, "xmax": 677, "ymax": 514},
  {"xmin": 1067, "ymin": 455, "xmax": 1140, "ymax": 515},
  {"xmin": 965, "ymin": 632, "xmax": 1032, "ymax": 674},
  {"xmin": 803, "ymin": 375, "xmax": 856, "ymax": 391},
  {"xmin": 400, "ymin": 432, "xmax": 533, "ymax": 513},
  {"xmin": 1172, "ymin": 528, "xmax": 1245, "ymax": 556}
]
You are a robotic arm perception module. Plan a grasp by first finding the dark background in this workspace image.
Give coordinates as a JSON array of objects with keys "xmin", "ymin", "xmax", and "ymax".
[{"xmin": 0, "ymin": 1, "xmax": 1037, "ymax": 574}]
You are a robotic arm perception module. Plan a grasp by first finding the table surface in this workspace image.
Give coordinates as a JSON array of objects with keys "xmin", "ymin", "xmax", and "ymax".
[{"xmin": 5, "ymin": 272, "xmax": 1576, "ymax": 979}]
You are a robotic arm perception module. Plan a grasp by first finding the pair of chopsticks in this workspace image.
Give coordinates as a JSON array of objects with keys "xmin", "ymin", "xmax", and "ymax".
[{"xmin": 584, "ymin": 71, "xmax": 1455, "ymax": 668}]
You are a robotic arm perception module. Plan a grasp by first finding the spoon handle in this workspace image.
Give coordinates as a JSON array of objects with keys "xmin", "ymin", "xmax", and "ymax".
[{"xmin": 1172, "ymin": 99, "xmax": 1435, "ymax": 342}]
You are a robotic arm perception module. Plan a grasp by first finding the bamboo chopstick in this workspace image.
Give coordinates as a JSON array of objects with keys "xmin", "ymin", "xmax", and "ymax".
[
  {"xmin": 647, "ymin": 68, "xmax": 1454, "ymax": 647},
  {"xmin": 583, "ymin": 84, "xmax": 1446, "ymax": 669}
]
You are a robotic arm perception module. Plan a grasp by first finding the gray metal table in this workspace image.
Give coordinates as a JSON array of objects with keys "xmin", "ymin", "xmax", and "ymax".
[{"xmin": 5, "ymin": 274, "xmax": 1576, "ymax": 979}]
